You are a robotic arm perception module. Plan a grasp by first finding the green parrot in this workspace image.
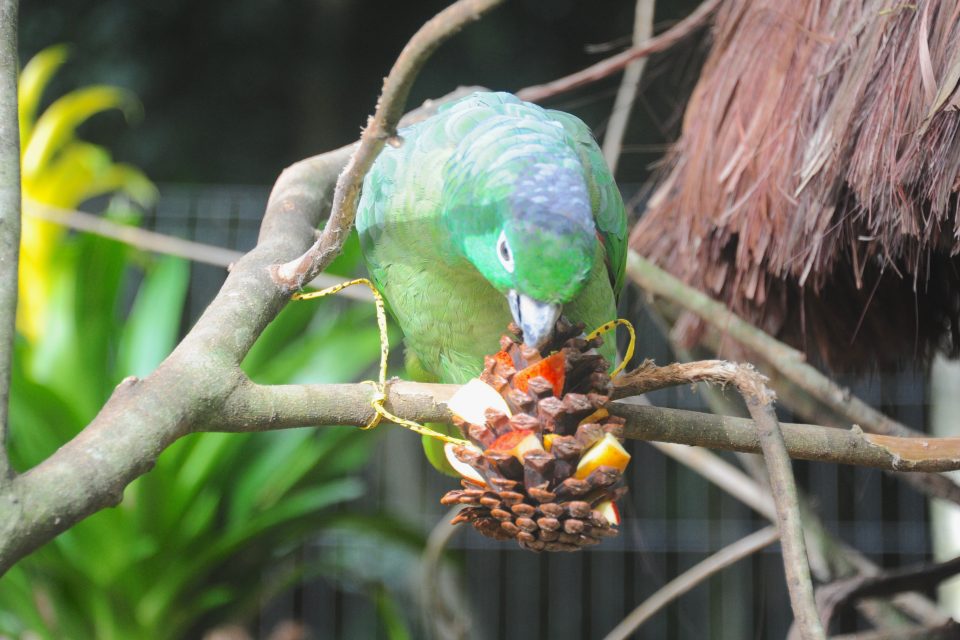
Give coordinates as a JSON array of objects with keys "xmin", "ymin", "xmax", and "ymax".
[{"xmin": 355, "ymin": 91, "xmax": 627, "ymax": 471}]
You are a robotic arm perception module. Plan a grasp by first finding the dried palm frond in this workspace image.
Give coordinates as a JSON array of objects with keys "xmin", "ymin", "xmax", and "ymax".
[{"xmin": 631, "ymin": 0, "xmax": 960, "ymax": 369}]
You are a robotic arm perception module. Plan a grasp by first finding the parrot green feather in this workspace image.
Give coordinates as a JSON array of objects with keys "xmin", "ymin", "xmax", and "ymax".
[{"xmin": 356, "ymin": 92, "xmax": 627, "ymax": 474}]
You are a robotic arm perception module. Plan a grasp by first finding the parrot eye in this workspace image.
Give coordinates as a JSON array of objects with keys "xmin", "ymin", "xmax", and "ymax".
[{"xmin": 497, "ymin": 230, "xmax": 514, "ymax": 273}]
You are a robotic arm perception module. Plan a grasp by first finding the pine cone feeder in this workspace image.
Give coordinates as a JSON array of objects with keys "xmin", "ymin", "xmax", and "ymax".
[{"xmin": 440, "ymin": 318, "xmax": 629, "ymax": 552}]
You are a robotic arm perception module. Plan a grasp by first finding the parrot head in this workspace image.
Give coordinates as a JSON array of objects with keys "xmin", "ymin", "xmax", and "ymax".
[{"xmin": 455, "ymin": 160, "xmax": 597, "ymax": 349}]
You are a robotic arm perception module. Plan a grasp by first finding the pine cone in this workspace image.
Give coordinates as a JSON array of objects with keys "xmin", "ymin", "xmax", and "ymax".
[{"xmin": 440, "ymin": 318, "xmax": 629, "ymax": 552}]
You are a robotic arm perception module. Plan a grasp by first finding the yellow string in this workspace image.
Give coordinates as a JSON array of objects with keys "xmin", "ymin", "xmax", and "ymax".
[
  {"xmin": 586, "ymin": 318, "xmax": 636, "ymax": 377},
  {"xmin": 293, "ymin": 279, "xmax": 469, "ymax": 445}
]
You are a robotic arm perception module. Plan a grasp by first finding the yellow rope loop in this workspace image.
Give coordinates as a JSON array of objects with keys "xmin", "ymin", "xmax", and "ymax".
[
  {"xmin": 293, "ymin": 278, "xmax": 389, "ymax": 386},
  {"xmin": 586, "ymin": 318, "xmax": 636, "ymax": 378},
  {"xmin": 360, "ymin": 380, "xmax": 385, "ymax": 431},
  {"xmin": 293, "ymin": 278, "xmax": 468, "ymax": 445}
]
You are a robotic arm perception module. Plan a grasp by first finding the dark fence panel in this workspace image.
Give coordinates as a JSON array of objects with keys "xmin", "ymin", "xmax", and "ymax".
[{"xmin": 147, "ymin": 184, "xmax": 935, "ymax": 639}]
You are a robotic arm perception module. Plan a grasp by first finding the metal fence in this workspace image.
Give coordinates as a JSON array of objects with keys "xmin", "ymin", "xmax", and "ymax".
[{"xmin": 148, "ymin": 183, "xmax": 936, "ymax": 639}]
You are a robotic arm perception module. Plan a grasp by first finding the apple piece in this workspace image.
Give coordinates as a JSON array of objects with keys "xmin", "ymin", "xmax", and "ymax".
[
  {"xmin": 489, "ymin": 429, "xmax": 544, "ymax": 462},
  {"xmin": 574, "ymin": 433, "xmax": 631, "ymax": 479},
  {"xmin": 596, "ymin": 500, "xmax": 621, "ymax": 526},
  {"xmin": 513, "ymin": 352, "xmax": 566, "ymax": 397},
  {"xmin": 444, "ymin": 442, "xmax": 486, "ymax": 486},
  {"xmin": 447, "ymin": 378, "xmax": 512, "ymax": 426}
]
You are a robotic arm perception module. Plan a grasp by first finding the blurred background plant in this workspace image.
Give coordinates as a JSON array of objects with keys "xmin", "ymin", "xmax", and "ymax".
[{"xmin": 0, "ymin": 47, "xmax": 423, "ymax": 640}]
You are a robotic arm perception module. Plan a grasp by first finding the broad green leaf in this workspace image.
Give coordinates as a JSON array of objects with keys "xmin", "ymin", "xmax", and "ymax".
[
  {"xmin": 374, "ymin": 585, "xmax": 413, "ymax": 640},
  {"xmin": 241, "ymin": 298, "xmax": 317, "ymax": 379},
  {"xmin": 116, "ymin": 256, "xmax": 189, "ymax": 379}
]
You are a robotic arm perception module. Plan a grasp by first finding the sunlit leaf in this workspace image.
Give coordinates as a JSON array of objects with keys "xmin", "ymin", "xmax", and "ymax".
[
  {"xmin": 18, "ymin": 44, "xmax": 69, "ymax": 142},
  {"xmin": 22, "ymin": 85, "xmax": 140, "ymax": 178}
]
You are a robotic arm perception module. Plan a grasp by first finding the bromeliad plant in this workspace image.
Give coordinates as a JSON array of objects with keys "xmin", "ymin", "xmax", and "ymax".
[
  {"xmin": 17, "ymin": 45, "xmax": 156, "ymax": 345},
  {"xmin": 1, "ymin": 47, "xmax": 417, "ymax": 639}
]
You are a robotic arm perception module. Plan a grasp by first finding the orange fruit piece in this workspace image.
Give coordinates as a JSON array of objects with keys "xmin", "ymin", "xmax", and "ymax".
[
  {"xmin": 513, "ymin": 351, "xmax": 566, "ymax": 397},
  {"xmin": 489, "ymin": 429, "xmax": 544, "ymax": 461}
]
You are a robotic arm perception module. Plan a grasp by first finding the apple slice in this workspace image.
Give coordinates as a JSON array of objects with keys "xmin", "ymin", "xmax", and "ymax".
[
  {"xmin": 447, "ymin": 378, "xmax": 512, "ymax": 426},
  {"xmin": 574, "ymin": 433, "xmax": 631, "ymax": 479},
  {"xmin": 489, "ymin": 428, "xmax": 544, "ymax": 462},
  {"xmin": 596, "ymin": 499, "xmax": 621, "ymax": 526},
  {"xmin": 443, "ymin": 442, "xmax": 486, "ymax": 486}
]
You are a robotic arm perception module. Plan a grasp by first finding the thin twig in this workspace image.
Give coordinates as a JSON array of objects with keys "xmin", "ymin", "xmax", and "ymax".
[
  {"xmin": 828, "ymin": 620, "xmax": 960, "ymax": 640},
  {"xmin": 618, "ymin": 359, "xmax": 824, "ymax": 636},
  {"xmin": 603, "ymin": 525, "xmax": 781, "ymax": 640},
  {"xmin": 516, "ymin": 0, "xmax": 720, "ymax": 103},
  {"xmin": 0, "ymin": 0, "xmax": 18, "ymax": 486},
  {"xmin": 650, "ymin": 428, "xmax": 947, "ymax": 629},
  {"xmin": 648, "ymin": 359, "xmax": 823, "ymax": 638},
  {"xmin": 601, "ymin": 0, "xmax": 655, "ymax": 173},
  {"xmin": 627, "ymin": 250, "xmax": 960, "ymax": 504},
  {"xmin": 743, "ymin": 385, "xmax": 825, "ymax": 638},
  {"xmin": 271, "ymin": 0, "xmax": 505, "ymax": 291},
  {"xmin": 23, "ymin": 200, "xmax": 373, "ymax": 301},
  {"xmin": 819, "ymin": 555, "xmax": 960, "ymax": 632},
  {"xmin": 419, "ymin": 507, "xmax": 470, "ymax": 640}
]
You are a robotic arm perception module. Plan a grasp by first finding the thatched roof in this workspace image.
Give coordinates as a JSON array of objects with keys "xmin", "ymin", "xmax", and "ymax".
[{"xmin": 631, "ymin": 0, "xmax": 960, "ymax": 370}]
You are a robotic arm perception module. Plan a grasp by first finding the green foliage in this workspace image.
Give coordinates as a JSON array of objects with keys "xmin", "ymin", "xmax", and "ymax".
[
  {"xmin": 3, "ymin": 46, "xmax": 421, "ymax": 640},
  {"xmin": 1, "ymin": 224, "xmax": 401, "ymax": 638}
]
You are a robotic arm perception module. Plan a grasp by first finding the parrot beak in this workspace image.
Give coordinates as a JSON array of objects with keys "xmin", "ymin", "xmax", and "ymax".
[{"xmin": 507, "ymin": 290, "xmax": 561, "ymax": 349}]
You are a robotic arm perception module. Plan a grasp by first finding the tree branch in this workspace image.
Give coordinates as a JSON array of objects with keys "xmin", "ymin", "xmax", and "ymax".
[
  {"xmin": 516, "ymin": 0, "xmax": 720, "ymax": 103},
  {"xmin": 600, "ymin": 0, "xmax": 655, "ymax": 173},
  {"xmin": 6, "ymin": 358, "xmax": 960, "ymax": 576},
  {"xmin": 626, "ymin": 358, "xmax": 824, "ymax": 638},
  {"xmin": 23, "ymin": 199, "xmax": 373, "ymax": 301},
  {"xmin": 615, "ymin": 403, "xmax": 960, "ymax": 473},
  {"xmin": 0, "ymin": 0, "xmax": 19, "ymax": 486},
  {"xmin": 0, "ymin": 76, "xmax": 493, "ymax": 575},
  {"xmin": 603, "ymin": 525, "xmax": 780, "ymax": 640},
  {"xmin": 819, "ymin": 555, "xmax": 960, "ymax": 633},
  {"xmin": 828, "ymin": 620, "xmax": 960, "ymax": 640},
  {"xmin": 271, "ymin": 0, "xmax": 505, "ymax": 291},
  {"xmin": 651, "ymin": 436, "xmax": 948, "ymax": 629},
  {"xmin": 627, "ymin": 250, "xmax": 960, "ymax": 505}
]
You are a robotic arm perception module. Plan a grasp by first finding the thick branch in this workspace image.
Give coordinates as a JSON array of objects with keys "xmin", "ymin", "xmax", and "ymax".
[
  {"xmin": 217, "ymin": 380, "xmax": 960, "ymax": 473},
  {"xmin": 516, "ymin": 0, "xmax": 720, "ymax": 103},
  {"xmin": 626, "ymin": 252, "xmax": 932, "ymax": 441},
  {"xmin": 0, "ymin": 81, "xmax": 484, "ymax": 574},
  {"xmin": 0, "ymin": 0, "xmax": 19, "ymax": 485},
  {"xmin": 271, "ymin": 0, "xmax": 505, "ymax": 290},
  {"xmin": 218, "ymin": 380, "xmax": 455, "ymax": 432},
  {"xmin": 7, "ymin": 363, "xmax": 960, "ymax": 576},
  {"xmin": 614, "ymin": 404, "xmax": 960, "ymax": 472}
]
